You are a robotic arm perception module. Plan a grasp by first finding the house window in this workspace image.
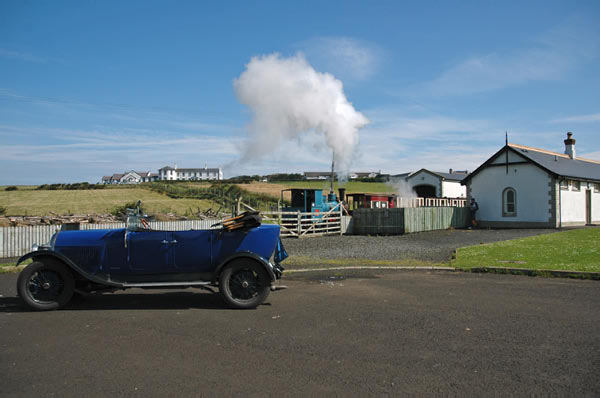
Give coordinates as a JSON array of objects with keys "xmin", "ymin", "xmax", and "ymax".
[
  {"xmin": 560, "ymin": 180, "xmax": 568, "ymax": 190},
  {"xmin": 571, "ymin": 180, "xmax": 580, "ymax": 191},
  {"xmin": 502, "ymin": 187, "xmax": 517, "ymax": 217},
  {"xmin": 595, "ymin": 183, "xmax": 600, "ymax": 193}
]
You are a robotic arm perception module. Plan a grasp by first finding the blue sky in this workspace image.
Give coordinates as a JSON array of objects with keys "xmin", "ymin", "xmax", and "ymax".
[{"xmin": 1, "ymin": 0, "xmax": 599, "ymax": 184}]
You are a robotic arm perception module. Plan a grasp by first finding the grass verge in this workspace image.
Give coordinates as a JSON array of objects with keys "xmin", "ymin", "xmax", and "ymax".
[
  {"xmin": 0, "ymin": 259, "xmax": 30, "ymax": 273},
  {"xmin": 452, "ymin": 228, "xmax": 600, "ymax": 273}
]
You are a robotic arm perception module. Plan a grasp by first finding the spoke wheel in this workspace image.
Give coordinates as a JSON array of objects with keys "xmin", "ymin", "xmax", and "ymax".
[
  {"xmin": 219, "ymin": 260, "xmax": 270, "ymax": 309},
  {"xmin": 17, "ymin": 260, "xmax": 74, "ymax": 311}
]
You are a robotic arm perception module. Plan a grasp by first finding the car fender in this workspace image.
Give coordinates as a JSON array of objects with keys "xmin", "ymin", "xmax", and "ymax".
[
  {"xmin": 17, "ymin": 250, "xmax": 123, "ymax": 287},
  {"xmin": 212, "ymin": 251, "xmax": 276, "ymax": 284}
]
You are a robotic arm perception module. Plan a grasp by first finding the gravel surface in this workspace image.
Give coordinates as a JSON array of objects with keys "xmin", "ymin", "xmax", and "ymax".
[{"xmin": 283, "ymin": 228, "xmax": 559, "ymax": 263}]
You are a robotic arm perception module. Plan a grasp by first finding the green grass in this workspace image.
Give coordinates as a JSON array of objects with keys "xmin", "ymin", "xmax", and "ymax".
[
  {"xmin": 0, "ymin": 186, "xmax": 218, "ymax": 216},
  {"xmin": 271, "ymin": 180, "xmax": 395, "ymax": 194},
  {"xmin": 0, "ymin": 259, "xmax": 30, "ymax": 273},
  {"xmin": 453, "ymin": 228, "xmax": 600, "ymax": 273}
]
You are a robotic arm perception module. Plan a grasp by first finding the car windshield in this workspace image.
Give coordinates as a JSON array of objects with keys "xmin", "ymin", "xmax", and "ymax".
[{"xmin": 125, "ymin": 203, "xmax": 145, "ymax": 231}]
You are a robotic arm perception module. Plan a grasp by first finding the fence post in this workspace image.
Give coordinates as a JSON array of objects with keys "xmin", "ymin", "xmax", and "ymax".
[{"xmin": 297, "ymin": 211, "xmax": 302, "ymax": 236}]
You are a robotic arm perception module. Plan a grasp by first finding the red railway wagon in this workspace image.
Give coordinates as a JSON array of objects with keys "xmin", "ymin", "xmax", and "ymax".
[{"xmin": 345, "ymin": 193, "xmax": 397, "ymax": 212}]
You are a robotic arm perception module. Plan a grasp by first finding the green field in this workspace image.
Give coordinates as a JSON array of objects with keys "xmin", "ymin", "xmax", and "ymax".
[
  {"xmin": 270, "ymin": 180, "xmax": 396, "ymax": 193},
  {"xmin": 0, "ymin": 186, "xmax": 217, "ymax": 216},
  {"xmin": 453, "ymin": 228, "xmax": 600, "ymax": 273}
]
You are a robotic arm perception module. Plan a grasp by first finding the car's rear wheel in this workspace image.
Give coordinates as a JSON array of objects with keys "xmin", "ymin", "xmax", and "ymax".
[
  {"xmin": 17, "ymin": 260, "xmax": 75, "ymax": 311},
  {"xmin": 219, "ymin": 259, "xmax": 270, "ymax": 309}
]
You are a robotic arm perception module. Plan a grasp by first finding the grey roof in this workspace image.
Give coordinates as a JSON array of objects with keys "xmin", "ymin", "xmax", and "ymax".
[
  {"xmin": 176, "ymin": 168, "xmax": 220, "ymax": 173},
  {"xmin": 433, "ymin": 171, "xmax": 468, "ymax": 181},
  {"xmin": 509, "ymin": 144, "xmax": 600, "ymax": 181},
  {"xmin": 463, "ymin": 143, "xmax": 600, "ymax": 183},
  {"xmin": 407, "ymin": 169, "xmax": 468, "ymax": 182},
  {"xmin": 159, "ymin": 166, "xmax": 220, "ymax": 172}
]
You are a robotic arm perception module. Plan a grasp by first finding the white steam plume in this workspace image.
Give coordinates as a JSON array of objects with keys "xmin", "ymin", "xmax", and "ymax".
[{"xmin": 233, "ymin": 53, "xmax": 369, "ymax": 173}]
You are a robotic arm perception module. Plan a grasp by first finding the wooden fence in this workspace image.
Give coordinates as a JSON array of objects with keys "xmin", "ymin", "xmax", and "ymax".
[
  {"xmin": 350, "ymin": 207, "xmax": 469, "ymax": 235},
  {"xmin": 261, "ymin": 204, "xmax": 346, "ymax": 238},
  {"xmin": 396, "ymin": 197, "xmax": 467, "ymax": 208},
  {"xmin": 0, "ymin": 219, "xmax": 221, "ymax": 259}
]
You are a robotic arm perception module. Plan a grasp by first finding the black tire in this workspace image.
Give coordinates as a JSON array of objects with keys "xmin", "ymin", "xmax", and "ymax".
[
  {"xmin": 219, "ymin": 259, "xmax": 271, "ymax": 309},
  {"xmin": 17, "ymin": 260, "xmax": 75, "ymax": 311}
]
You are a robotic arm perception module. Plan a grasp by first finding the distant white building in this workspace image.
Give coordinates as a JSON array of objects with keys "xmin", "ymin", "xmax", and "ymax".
[
  {"xmin": 158, "ymin": 165, "xmax": 223, "ymax": 181},
  {"xmin": 102, "ymin": 170, "xmax": 158, "ymax": 184},
  {"xmin": 462, "ymin": 133, "xmax": 600, "ymax": 228},
  {"xmin": 102, "ymin": 165, "xmax": 222, "ymax": 184},
  {"xmin": 304, "ymin": 171, "xmax": 381, "ymax": 180}
]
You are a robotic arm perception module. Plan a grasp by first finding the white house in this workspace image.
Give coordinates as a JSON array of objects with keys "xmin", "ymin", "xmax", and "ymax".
[
  {"xmin": 462, "ymin": 133, "xmax": 600, "ymax": 228},
  {"xmin": 158, "ymin": 165, "xmax": 223, "ymax": 181},
  {"xmin": 304, "ymin": 171, "xmax": 381, "ymax": 180},
  {"xmin": 404, "ymin": 169, "xmax": 468, "ymax": 198},
  {"xmin": 102, "ymin": 171, "xmax": 158, "ymax": 184}
]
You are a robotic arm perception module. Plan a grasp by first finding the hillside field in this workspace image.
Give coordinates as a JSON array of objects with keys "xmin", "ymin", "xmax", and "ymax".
[
  {"xmin": 0, "ymin": 181, "xmax": 398, "ymax": 217},
  {"xmin": 0, "ymin": 186, "xmax": 217, "ymax": 216}
]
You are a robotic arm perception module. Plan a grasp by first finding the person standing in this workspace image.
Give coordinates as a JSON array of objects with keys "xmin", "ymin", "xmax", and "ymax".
[{"xmin": 469, "ymin": 198, "xmax": 479, "ymax": 227}]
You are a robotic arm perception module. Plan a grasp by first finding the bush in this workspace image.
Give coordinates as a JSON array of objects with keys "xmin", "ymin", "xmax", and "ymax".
[
  {"xmin": 4, "ymin": 186, "xmax": 17, "ymax": 191},
  {"xmin": 111, "ymin": 201, "xmax": 144, "ymax": 219},
  {"xmin": 36, "ymin": 183, "xmax": 106, "ymax": 190},
  {"xmin": 265, "ymin": 173, "xmax": 305, "ymax": 181}
]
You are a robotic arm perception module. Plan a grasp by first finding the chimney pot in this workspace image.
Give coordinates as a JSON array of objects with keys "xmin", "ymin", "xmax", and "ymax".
[{"xmin": 564, "ymin": 132, "xmax": 576, "ymax": 159}]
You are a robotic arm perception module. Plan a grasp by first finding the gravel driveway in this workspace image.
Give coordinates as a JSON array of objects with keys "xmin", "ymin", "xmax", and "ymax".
[{"xmin": 283, "ymin": 229, "xmax": 558, "ymax": 263}]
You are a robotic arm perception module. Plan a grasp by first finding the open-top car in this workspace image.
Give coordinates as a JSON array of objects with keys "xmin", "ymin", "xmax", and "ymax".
[{"xmin": 15, "ymin": 206, "xmax": 287, "ymax": 311}]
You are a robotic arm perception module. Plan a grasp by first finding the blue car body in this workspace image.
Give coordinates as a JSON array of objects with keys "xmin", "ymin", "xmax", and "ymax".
[{"xmin": 17, "ymin": 222, "xmax": 287, "ymax": 310}]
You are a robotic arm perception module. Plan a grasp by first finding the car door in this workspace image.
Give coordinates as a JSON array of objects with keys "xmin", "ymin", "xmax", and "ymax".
[
  {"xmin": 170, "ymin": 230, "xmax": 213, "ymax": 272},
  {"xmin": 127, "ymin": 230, "xmax": 171, "ymax": 272}
]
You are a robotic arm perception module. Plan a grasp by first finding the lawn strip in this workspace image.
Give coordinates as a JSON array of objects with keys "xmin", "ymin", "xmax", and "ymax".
[{"xmin": 452, "ymin": 228, "xmax": 600, "ymax": 273}]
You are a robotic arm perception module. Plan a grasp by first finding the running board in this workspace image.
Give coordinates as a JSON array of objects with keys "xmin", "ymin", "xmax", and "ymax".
[{"xmin": 121, "ymin": 281, "xmax": 213, "ymax": 288}]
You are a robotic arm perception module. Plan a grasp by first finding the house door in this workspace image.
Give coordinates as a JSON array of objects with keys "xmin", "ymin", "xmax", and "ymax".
[{"xmin": 586, "ymin": 189, "xmax": 592, "ymax": 225}]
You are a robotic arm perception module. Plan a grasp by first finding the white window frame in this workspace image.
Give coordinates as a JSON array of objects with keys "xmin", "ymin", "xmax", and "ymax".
[
  {"xmin": 560, "ymin": 179, "xmax": 569, "ymax": 190},
  {"xmin": 502, "ymin": 187, "xmax": 517, "ymax": 217}
]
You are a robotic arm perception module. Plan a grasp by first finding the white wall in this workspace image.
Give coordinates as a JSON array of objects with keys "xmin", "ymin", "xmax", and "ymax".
[
  {"xmin": 560, "ymin": 188, "xmax": 585, "ymax": 223},
  {"xmin": 469, "ymin": 162, "xmax": 551, "ymax": 222},
  {"xmin": 442, "ymin": 181, "xmax": 466, "ymax": 198},
  {"xmin": 560, "ymin": 182, "xmax": 600, "ymax": 224}
]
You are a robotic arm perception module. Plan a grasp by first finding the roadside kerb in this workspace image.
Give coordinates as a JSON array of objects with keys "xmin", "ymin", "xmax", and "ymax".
[
  {"xmin": 467, "ymin": 266, "xmax": 600, "ymax": 281},
  {"xmin": 283, "ymin": 265, "xmax": 600, "ymax": 280}
]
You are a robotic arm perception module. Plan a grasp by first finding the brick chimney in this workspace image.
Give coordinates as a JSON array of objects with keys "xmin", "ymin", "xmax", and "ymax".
[{"xmin": 564, "ymin": 132, "xmax": 576, "ymax": 159}]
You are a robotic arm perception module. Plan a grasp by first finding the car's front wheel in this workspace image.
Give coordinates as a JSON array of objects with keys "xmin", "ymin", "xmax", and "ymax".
[
  {"xmin": 219, "ymin": 259, "xmax": 270, "ymax": 309},
  {"xmin": 17, "ymin": 260, "xmax": 75, "ymax": 311}
]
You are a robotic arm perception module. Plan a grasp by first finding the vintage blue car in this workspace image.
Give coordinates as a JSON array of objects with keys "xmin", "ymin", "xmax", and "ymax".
[{"xmin": 15, "ymin": 210, "xmax": 287, "ymax": 311}]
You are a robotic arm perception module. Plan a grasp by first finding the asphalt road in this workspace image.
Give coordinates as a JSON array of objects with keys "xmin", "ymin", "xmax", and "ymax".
[{"xmin": 1, "ymin": 270, "xmax": 599, "ymax": 396}]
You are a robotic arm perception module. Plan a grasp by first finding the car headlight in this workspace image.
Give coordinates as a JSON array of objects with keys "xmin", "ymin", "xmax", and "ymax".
[{"xmin": 31, "ymin": 244, "xmax": 39, "ymax": 251}]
